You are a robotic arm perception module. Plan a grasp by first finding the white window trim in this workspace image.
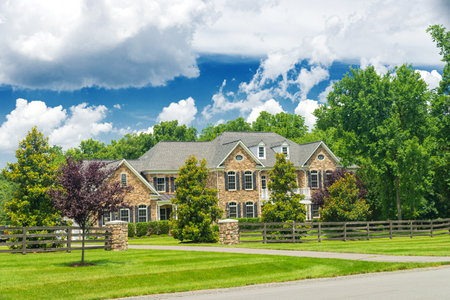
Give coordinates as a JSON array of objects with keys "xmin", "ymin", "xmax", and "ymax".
[
  {"xmin": 229, "ymin": 202, "xmax": 237, "ymax": 218},
  {"xmin": 258, "ymin": 142, "xmax": 266, "ymax": 159},
  {"xmin": 137, "ymin": 204, "xmax": 147, "ymax": 223},
  {"xmin": 244, "ymin": 171, "xmax": 253, "ymax": 190},
  {"xmin": 121, "ymin": 173, "xmax": 127, "ymax": 187},
  {"xmin": 282, "ymin": 144, "xmax": 289, "ymax": 158},
  {"xmin": 311, "ymin": 170, "xmax": 319, "ymax": 188},
  {"xmin": 245, "ymin": 201, "xmax": 254, "ymax": 218},
  {"xmin": 156, "ymin": 177, "xmax": 166, "ymax": 192},
  {"xmin": 227, "ymin": 171, "xmax": 237, "ymax": 191},
  {"xmin": 119, "ymin": 208, "xmax": 130, "ymax": 222}
]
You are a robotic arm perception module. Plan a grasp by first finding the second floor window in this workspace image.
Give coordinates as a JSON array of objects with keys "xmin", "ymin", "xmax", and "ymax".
[
  {"xmin": 261, "ymin": 175, "xmax": 267, "ymax": 189},
  {"xmin": 228, "ymin": 171, "xmax": 236, "ymax": 190},
  {"xmin": 156, "ymin": 177, "xmax": 165, "ymax": 192},
  {"xmin": 121, "ymin": 174, "xmax": 127, "ymax": 187},
  {"xmin": 244, "ymin": 171, "xmax": 253, "ymax": 190},
  {"xmin": 311, "ymin": 170, "xmax": 318, "ymax": 188}
]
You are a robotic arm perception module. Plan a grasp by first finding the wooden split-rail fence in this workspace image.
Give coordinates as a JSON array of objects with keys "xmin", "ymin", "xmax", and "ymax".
[
  {"xmin": 0, "ymin": 226, "xmax": 111, "ymax": 254},
  {"xmin": 239, "ymin": 218, "xmax": 450, "ymax": 243}
]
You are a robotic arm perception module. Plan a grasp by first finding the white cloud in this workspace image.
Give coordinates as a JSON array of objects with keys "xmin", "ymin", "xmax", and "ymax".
[
  {"xmin": 417, "ymin": 70, "xmax": 442, "ymax": 90},
  {"xmin": 0, "ymin": 99, "xmax": 113, "ymax": 152},
  {"xmin": 246, "ymin": 99, "xmax": 284, "ymax": 123},
  {"xmin": 295, "ymin": 99, "xmax": 319, "ymax": 130},
  {"xmin": 113, "ymin": 104, "xmax": 121, "ymax": 109},
  {"xmin": 318, "ymin": 81, "xmax": 335, "ymax": 103},
  {"xmin": 0, "ymin": 0, "xmax": 210, "ymax": 90},
  {"xmin": 360, "ymin": 57, "xmax": 390, "ymax": 75},
  {"xmin": 0, "ymin": 99, "xmax": 66, "ymax": 151},
  {"xmin": 295, "ymin": 66, "xmax": 329, "ymax": 100},
  {"xmin": 157, "ymin": 97, "xmax": 198, "ymax": 125}
]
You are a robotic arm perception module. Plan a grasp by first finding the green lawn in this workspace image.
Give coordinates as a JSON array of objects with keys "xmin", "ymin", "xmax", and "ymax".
[
  {"xmin": 0, "ymin": 249, "xmax": 445, "ymax": 300},
  {"xmin": 129, "ymin": 234, "xmax": 450, "ymax": 256}
]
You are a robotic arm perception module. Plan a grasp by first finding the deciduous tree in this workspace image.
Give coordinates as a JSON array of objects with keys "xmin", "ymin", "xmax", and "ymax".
[
  {"xmin": 171, "ymin": 156, "xmax": 222, "ymax": 242},
  {"xmin": 49, "ymin": 158, "xmax": 131, "ymax": 264}
]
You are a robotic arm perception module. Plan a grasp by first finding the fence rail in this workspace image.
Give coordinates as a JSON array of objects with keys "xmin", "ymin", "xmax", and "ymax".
[
  {"xmin": 0, "ymin": 226, "xmax": 111, "ymax": 254},
  {"xmin": 238, "ymin": 218, "xmax": 450, "ymax": 243}
]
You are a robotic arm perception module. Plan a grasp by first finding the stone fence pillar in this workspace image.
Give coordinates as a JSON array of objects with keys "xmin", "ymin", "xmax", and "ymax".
[
  {"xmin": 218, "ymin": 219, "xmax": 239, "ymax": 245},
  {"xmin": 105, "ymin": 220, "xmax": 128, "ymax": 251}
]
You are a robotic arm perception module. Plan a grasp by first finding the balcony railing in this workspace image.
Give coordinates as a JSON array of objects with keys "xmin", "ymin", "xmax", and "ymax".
[{"xmin": 260, "ymin": 187, "xmax": 311, "ymax": 200}]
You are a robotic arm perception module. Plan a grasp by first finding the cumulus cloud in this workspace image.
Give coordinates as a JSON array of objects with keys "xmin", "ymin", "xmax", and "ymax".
[
  {"xmin": 0, "ymin": 0, "xmax": 210, "ymax": 90},
  {"xmin": 157, "ymin": 97, "xmax": 198, "ymax": 125},
  {"xmin": 294, "ymin": 99, "xmax": 320, "ymax": 130},
  {"xmin": 0, "ymin": 99, "xmax": 113, "ymax": 152},
  {"xmin": 113, "ymin": 104, "xmax": 121, "ymax": 109},
  {"xmin": 246, "ymin": 99, "xmax": 284, "ymax": 123},
  {"xmin": 417, "ymin": 70, "xmax": 442, "ymax": 90}
]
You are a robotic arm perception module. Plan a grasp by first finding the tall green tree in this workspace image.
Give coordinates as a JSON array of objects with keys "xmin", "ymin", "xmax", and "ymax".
[
  {"xmin": 0, "ymin": 174, "xmax": 17, "ymax": 225},
  {"xmin": 2, "ymin": 127, "xmax": 63, "ymax": 226},
  {"xmin": 199, "ymin": 117, "xmax": 251, "ymax": 141},
  {"xmin": 252, "ymin": 111, "xmax": 307, "ymax": 139},
  {"xmin": 171, "ymin": 156, "xmax": 222, "ymax": 242},
  {"xmin": 315, "ymin": 65, "xmax": 433, "ymax": 220},
  {"xmin": 321, "ymin": 173, "xmax": 371, "ymax": 222},
  {"xmin": 153, "ymin": 120, "xmax": 197, "ymax": 142},
  {"xmin": 261, "ymin": 153, "xmax": 306, "ymax": 222}
]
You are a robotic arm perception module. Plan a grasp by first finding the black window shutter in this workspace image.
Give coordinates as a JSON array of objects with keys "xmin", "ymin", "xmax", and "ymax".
[
  {"xmin": 111, "ymin": 211, "xmax": 116, "ymax": 221},
  {"xmin": 252, "ymin": 172, "xmax": 256, "ymax": 190},
  {"xmin": 170, "ymin": 177, "xmax": 175, "ymax": 192},
  {"xmin": 99, "ymin": 216, "xmax": 103, "ymax": 227},
  {"xmin": 236, "ymin": 173, "xmax": 240, "ymax": 190},
  {"xmin": 147, "ymin": 205, "xmax": 151, "ymax": 221},
  {"xmin": 135, "ymin": 206, "xmax": 139, "ymax": 223},
  {"xmin": 153, "ymin": 177, "xmax": 157, "ymax": 189},
  {"xmin": 226, "ymin": 202, "xmax": 230, "ymax": 218},
  {"xmin": 165, "ymin": 177, "xmax": 169, "ymax": 192},
  {"xmin": 129, "ymin": 207, "xmax": 134, "ymax": 223},
  {"xmin": 307, "ymin": 171, "xmax": 311, "ymax": 188},
  {"xmin": 241, "ymin": 172, "xmax": 245, "ymax": 190},
  {"xmin": 224, "ymin": 172, "xmax": 228, "ymax": 191},
  {"xmin": 254, "ymin": 203, "xmax": 258, "ymax": 217},
  {"xmin": 237, "ymin": 203, "xmax": 241, "ymax": 218},
  {"xmin": 318, "ymin": 171, "xmax": 322, "ymax": 188}
]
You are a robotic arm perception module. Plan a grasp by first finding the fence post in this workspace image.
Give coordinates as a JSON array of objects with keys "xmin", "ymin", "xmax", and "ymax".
[
  {"xmin": 430, "ymin": 220, "xmax": 433, "ymax": 238},
  {"xmin": 22, "ymin": 228, "xmax": 26, "ymax": 255},
  {"xmin": 263, "ymin": 223, "xmax": 267, "ymax": 244},
  {"xmin": 292, "ymin": 222, "xmax": 295, "ymax": 243},
  {"xmin": 318, "ymin": 222, "xmax": 322, "ymax": 242},
  {"xmin": 343, "ymin": 223, "xmax": 347, "ymax": 242},
  {"xmin": 410, "ymin": 220, "xmax": 413, "ymax": 238},
  {"xmin": 389, "ymin": 221, "xmax": 392, "ymax": 239},
  {"xmin": 67, "ymin": 227, "xmax": 72, "ymax": 253},
  {"xmin": 366, "ymin": 222, "xmax": 370, "ymax": 240}
]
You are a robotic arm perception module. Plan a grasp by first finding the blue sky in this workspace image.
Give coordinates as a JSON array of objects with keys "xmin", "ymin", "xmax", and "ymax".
[{"xmin": 0, "ymin": 0, "xmax": 448, "ymax": 168}]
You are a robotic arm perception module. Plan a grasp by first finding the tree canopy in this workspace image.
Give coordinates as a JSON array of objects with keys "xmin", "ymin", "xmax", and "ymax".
[{"xmin": 171, "ymin": 156, "xmax": 222, "ymax": 242}]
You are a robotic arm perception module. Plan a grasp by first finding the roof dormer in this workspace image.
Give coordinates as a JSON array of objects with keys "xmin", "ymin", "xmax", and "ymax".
[
  {"xmin": 281, "ymin": 142, "xmax": 289, "ymax": 159},
  {"xmin": 258, "ymin": 141, "xmax": 266, "ymax": 159}
]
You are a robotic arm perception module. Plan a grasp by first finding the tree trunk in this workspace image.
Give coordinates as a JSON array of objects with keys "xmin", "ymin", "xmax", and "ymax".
[
  {"xmin": 395, "ymin": 176, "xmax": 402, "ymax": 220},
  {"xmin": 81, "ymin": 224, "xmax": 85, "ymax": 264}
]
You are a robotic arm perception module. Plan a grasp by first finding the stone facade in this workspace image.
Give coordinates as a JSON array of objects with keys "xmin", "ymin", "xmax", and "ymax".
[
  {"xmin": 114, "ymin": 165, "xmax": 152, "ymax": 207},
  {"xmin": 105, "ymin": 220, "xmax": 128, "ymax": 251},
  {"xmin": 218, "ymin": 219, "xmax": 239, "ymax": 245}
]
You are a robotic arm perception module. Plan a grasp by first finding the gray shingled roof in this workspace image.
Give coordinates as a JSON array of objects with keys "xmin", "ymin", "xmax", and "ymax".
[{"xmin": 136, "ymin": 131, "xmax": 330, "ymax": 171}]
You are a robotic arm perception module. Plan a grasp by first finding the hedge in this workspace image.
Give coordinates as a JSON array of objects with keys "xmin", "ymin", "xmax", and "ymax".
[{"xmin": 129, "ymin": 221, "xmax": 171, "ymax": 237}]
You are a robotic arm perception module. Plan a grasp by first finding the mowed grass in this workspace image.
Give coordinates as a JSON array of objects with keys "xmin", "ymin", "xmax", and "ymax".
[
  {"xmin": 0, "ymin": 249, "xmax": 445, "ymax": 300},
  {"xmin": 129, "ymin": 234, "xmax": 450, "ymax": 256}
]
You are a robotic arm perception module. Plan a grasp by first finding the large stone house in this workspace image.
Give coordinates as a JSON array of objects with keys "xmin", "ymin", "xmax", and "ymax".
[{"xmin": 98, "ymin": 131, "xmax": 352, "ymax": 225}]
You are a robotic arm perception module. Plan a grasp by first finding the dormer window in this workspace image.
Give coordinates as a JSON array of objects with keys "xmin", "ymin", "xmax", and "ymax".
[{"xmin": 258, "ymin": 143, "xmax": 265, "ymax": 159}]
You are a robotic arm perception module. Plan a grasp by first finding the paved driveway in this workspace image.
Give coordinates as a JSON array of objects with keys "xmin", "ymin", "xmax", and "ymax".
[
  {"xmin": 118, "ymin": 266, "xmax": 450, "ymax": 300},
  {"xmin": 129, "ymin": 245, "xmax": 450, "ymax": 263}
]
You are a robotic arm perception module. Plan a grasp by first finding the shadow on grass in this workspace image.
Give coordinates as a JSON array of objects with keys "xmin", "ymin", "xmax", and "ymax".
[{"xmin": 57, "ymin": 258, "xmax": 127, "ymax": 267}]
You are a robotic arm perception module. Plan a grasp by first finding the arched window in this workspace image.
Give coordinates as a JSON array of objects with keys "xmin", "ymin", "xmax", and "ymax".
[
  {"xmin": 245, "ymin": 201, "xmax": 254, "ymax": 218},
  {"xmin": 228, "ymin": 202, "xmax": 237, "ymax": 218},
  {"xmin": 121, "ymin": 174, "xmax": 127, "ymax": 187},
  {"xmin": 227, "ymin": 171, "xmax": 236, "ymax": 190},
  {"xmin": 138, "ymin": 204, "xmax": 147, "ymax": 223},
  {"xmin": 244, "ymin": 171, "xmax": 253, "ymax": 190},
  {"xmin": 311, "ymin": 170, "xmax": 318, "ymax": 188}
]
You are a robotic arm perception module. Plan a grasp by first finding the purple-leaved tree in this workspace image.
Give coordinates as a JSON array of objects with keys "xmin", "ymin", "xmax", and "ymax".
[{"xmin": 49, "ymin": 158, "xmax": 131, "ymax": 265}]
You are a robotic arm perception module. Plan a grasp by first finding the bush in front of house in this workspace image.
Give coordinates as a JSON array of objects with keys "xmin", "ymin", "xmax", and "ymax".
[
  {"xmin": 136, "ymin": 222, "xmax": 150, "ymax": 237},
  {"xmin": 237, "ymin": 217, "xmax": 261, "ymax": 230},
  {"xmin": 128, "ymin": 223, "xmax": 135, "ymax": 238},
  {"xmin": 131, "ymin": 221, "xmax": 172, "ymax": 237}
]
